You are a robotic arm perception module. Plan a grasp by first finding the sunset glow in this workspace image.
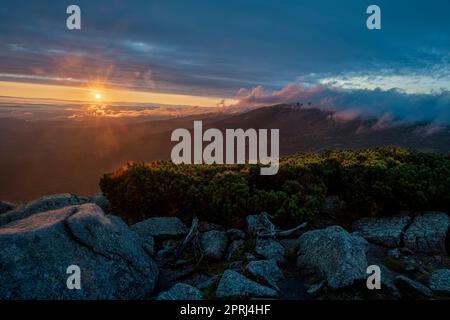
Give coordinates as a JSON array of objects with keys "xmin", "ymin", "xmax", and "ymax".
[{"xmin": 0, "ymin": 80, "xmax": 237, "ymax": 107}]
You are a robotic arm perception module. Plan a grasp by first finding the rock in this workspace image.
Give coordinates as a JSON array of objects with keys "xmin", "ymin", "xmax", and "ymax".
[
  {"xmin": 227, "ymin": 228, "xmax": 246, "ymax": 241},
  {"xmin": 131, "ymin": 217, "xmax": 188, "ymax": 240},
  {"xmin": 404, "ymin": 212, "xmax": 450, "ymax": 255},
  {"xmin": 226, "ymin": 239, "xmax": 244, "ymax": 261},
  {"xmin": 247, "ymin": 260, "xmax": 284, "ymax": 291},
  {"xmin": 0, "ymin": 203, "xmax": 158, "ymax": 299},
  {"xmin": 255, "ymin": 239, "xmax": 285, "ymax": 264},
  {"xmin": 198, "ymin": 221, "xmax": 223, "ymax": 232},
  {"xmin": 379, "ymin": 264, "xmax": 402, "ymax": 298},
  {"xmin": 184, "ymin": 274, "xmax": 219, "ymax": 290},
  {"xmin": 155, "ymin": 240, "xmax": 177, "ymax": 263},
  {"xmin": 245, "ymin": 253, "xmax": 257, "ymax": 262},
  {"xmin": 429, "ymin": 269, "xmax": 450, "ymax": 294},
  {"xmin": 141, "ymin": 236, "xmax": 155, "ymax": 256},
  {"xmin": 216, "ymin": 270, "xmax": 278, "ymax": 299},
  {"xmin": 387, "ymin": 248, "xmax": 402, "ymax": 259},
  {"xmin": 246, "ymin": 212, "xmax": 276, "ymax": 236},
  {"xmin": 229, "ymin": 261, "xmax": 245, "ymax": 272},
  {"xmin": 198, "ymin": 275, "xmax": 220, "ymax": 291},
  {"xmin": 0, "ymin": 194, "xmax": 85, "ymax": 226},
  {"xmin": 395, "ymin": 275, "xmax": 433, "ymax": 299},
  {"xmin": 89, "ymin": 194, "xmax": 111, "ymax": 213},
  {"xmin": 306, "ymin": 281, "xmax": 325, "ymax": 296},
  {"xmin": 352, "ymin": 215, "xmax": 411, "ymax": 247},
  {"xmin": 296, "ymin": 226, "xmax": 368, "ymax": 289},
  {"xmin": 157, "ymin": 283, "xmax": 204, "ymax": 300},
  {"xmin": 200, "ymin": 230, "xmax": 228, "ymax": 260},
  {"xmin": 0, "ymin": 201, "xmax": 16, "ymax": 215},
  {"xmin": 320, "ymin": 196, "xmax": 345, "ymax": 216}
]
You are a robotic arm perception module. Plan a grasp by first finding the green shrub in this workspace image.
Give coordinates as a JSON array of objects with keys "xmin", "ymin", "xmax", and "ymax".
[{"xmin": 100, "ymin": 147, "xmax": 450, "ymax": 227}]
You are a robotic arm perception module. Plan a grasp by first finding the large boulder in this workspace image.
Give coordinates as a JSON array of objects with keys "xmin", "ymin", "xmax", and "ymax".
[
  {"xmin": 0, "ymin": 201, "xmax": 16, "ymax": 215},
  {"xmin": 255, "ymin": 238, "xmax": 285, "ymax": 264},
  {"xmin": 157, "ymin": 283, "xmax": 204, "ymax": 300},
  {"xmin": 131, "ymin": 217, "xmax": 188, "ymax": 240},
  {"xmin": 0, "ymin": 203, "xmax": 159, "ymax": 299},
  {"xmin": 0, "ymin": 194, "xmax": 85, "ymax": 226},
  {"xmin": 88, "ymin": 194, "xmax": 111, "ymax": 213},
  {"xmin": 216, "ymin": 270, "xmax": 278, "ymax": 299},
  {"xmin": 200, "ymin": 230, "xmax": 228, "ymax": 260},
  {"xmin": 429, "ymin": 269, "xmax": 450, "ymax": 294},
  {"xmin": 352, "ymin": 215, "xmax": 411, "ymax": 247},
  {"xmin": 404, "ymin": 212, "xmax": 449, "ymax": 255},
  {"xmin": 296, "ymin": 226, "xmax": 368, "ymax": 289},
  {"xmin": 247, "ymin": 260, "xmax": 284, "ymax": 291}
]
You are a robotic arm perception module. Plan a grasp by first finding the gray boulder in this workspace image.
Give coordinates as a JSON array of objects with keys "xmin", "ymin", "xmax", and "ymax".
[
  {"xmin": 131, "ymin": 217, "xmax": 188, "ymax": 240},
  {"xmin": 0, "ymin": 194, "xmax": 85, "ymax": 226},
  {"xmin": 216, "ymin": 270, "xmax": 278, "ymax": 299},
  {"xmin": 247, "ymin": 260, "xmax": 284, "ymax": 291},
  {"xmin": 0, "ymin": 203, "xmax": 158, "ymax": 299},
  {"xmin": 395, "ymin": 275, "xmax": 433, "ymax": 299},
  {"xmin": 246, "ymin": 212, "xmax": 276, "ymax": 236},
  {"xmin": 184, "ymin": 273, "xmax": 220, "ymax": 290},
  {"xmin": 352, "ymin": 215, "xmax": 411, "ymax": 247},
  {"xmin": 404, "ymin": 212, "xmax": 449, "ymax": 255},
  {"xmin": 429, "ymin": 269, "xmax": 450, "ymax": 294},
  {"xmin": 307, "ymin": 281, "xmax": 325, "ymax": 296},
  {"xmin": 139, "ymin": 235, "xmax": 155, "ymax": 256},
  {"xmin": 157, "ymin": 283, "xmax": 204, "ymax": 300},
  {"xmin": 200, "ymin": 230, "xmax": 228, "ymax": 260},
  {"xmin": 296, "ymin": 226, "xmax": 368, "ymax": 289},
  {"xmin": 89, "ymin": 194, "xmax": 111, "ymax": 213},
  {"xmin": 0, "ymin": 201, "xmax": 16, "ymax": 215},
  {"xmin": 255, "ymin": 238, "xmax": 285, "ymax": 264}
]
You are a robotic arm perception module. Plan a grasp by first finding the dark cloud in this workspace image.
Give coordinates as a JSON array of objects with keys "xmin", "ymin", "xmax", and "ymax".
[{"xmin": 1, "ymin": 0, "xmax": 450, "ymax": 97}]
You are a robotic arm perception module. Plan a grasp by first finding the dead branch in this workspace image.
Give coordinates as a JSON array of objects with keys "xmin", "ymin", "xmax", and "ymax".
[
  {"xmin": 258, "ymin": 222, "xmax": 308, "ymax": 238},
  {"xmin": 175, "ymin": 216, "xmax": 199, "ymax": 259}
]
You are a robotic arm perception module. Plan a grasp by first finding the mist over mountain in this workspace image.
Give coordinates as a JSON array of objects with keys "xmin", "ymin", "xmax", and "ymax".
[{"xmin": 1, "ymin": 104, "xmax": 449, "ymax": 202}]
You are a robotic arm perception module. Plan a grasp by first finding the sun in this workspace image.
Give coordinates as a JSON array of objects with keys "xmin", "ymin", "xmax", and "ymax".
[{"xmin": 95, "ymin": 93, "xmax": 103, "ymax": 101}]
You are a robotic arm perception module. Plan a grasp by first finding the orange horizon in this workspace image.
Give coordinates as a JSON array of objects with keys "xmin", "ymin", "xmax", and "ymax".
[{"xmin": 0, "ymin": 80, "xmax": 238, "ymax": 107}]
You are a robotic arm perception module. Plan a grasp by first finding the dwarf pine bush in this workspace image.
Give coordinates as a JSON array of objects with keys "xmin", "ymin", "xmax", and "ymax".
[{"xmin": 100, "ymin": 147, "xmax": 450, "ymax": 227}]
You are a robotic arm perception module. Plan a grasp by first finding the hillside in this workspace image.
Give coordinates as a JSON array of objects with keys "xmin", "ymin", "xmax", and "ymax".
[{"xmin": 1, "ymin": 104, "xmax": 450, "ymax": 202}]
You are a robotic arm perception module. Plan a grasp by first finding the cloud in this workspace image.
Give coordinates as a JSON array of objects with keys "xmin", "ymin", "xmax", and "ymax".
[{"xmin": 231, "ymin": 83, "xmax": 450, "ymax": 125}]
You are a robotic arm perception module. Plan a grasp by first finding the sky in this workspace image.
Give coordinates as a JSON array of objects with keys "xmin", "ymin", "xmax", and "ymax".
[{"xmin": 0, "ymin": 0, "xmax": 450, "ymax": 121}]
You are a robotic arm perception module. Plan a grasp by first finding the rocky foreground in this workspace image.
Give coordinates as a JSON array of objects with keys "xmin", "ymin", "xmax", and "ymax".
[{"xmin": 1, "ymin": 194, "xmax": 450, "ymax": 300}]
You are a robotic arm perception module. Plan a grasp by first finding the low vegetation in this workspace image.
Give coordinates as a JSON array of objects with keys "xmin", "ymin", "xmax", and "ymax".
[{"xmin": 100, "ymin": 147, "xmax": 450, "ymax": 227}]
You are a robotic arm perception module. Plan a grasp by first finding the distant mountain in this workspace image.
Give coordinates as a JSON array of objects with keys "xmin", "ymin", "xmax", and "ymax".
[
  {"xmin": 207, "ymin": 104, "xmax": 450, "ymax": 155},
  {"xmin": 1, "ymin": 104, "xmax": 449, "ymax": 202}
]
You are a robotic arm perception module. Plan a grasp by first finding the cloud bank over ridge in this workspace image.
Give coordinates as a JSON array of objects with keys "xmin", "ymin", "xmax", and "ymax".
[{"xmin": 232, "ymin": 83, "xmax": 450, "ymax": 125}]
